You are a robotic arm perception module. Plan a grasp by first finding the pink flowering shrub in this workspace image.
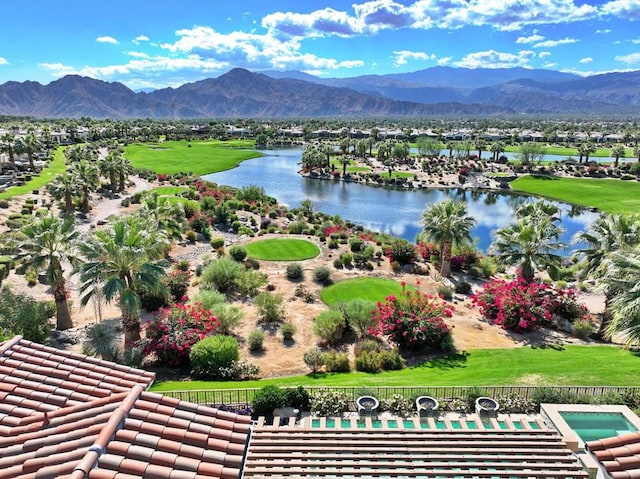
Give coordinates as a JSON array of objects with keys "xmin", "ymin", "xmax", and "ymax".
[
  {"xmin": 140, "ymin": 302, "xmax": 219, "ymax": 366},
  {"xmin": 472, "ymin": 277, "xmax": 588, "ymax": 333},
  {"xmin": 370, "ymin": 289, "xmax": 454, "ymax": 351},
  {"xmin": 165, "ymin": 268, "xmax": 191, "ymax": 303}
]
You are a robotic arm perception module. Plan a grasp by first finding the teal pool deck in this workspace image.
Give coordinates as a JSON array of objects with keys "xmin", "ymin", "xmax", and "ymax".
[{"xmin": 540, "ymin": 403, "xmax": 640, "ymax": 451}]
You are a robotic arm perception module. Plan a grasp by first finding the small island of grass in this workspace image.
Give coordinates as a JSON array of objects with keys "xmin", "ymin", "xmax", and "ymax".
[
  {"xmin": 245, "ymin": 238, "xmax": 321, "ymax": 261},
  {"xmin": 320, "ymin": 277, "xmax": 407, "ymax": 305}
]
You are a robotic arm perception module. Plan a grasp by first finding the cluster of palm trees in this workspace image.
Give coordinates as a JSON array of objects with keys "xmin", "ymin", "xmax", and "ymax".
[
  {"xmin": 420, "ymin": 198, "xmax": 640, "ymax": 344},
  {"xmin": 48, "ymin": 145, "xmax": 132, "ymax": 214},
  {"xmin": 0, "ymin": 130, "xmax": 46, "ymax": 170}
]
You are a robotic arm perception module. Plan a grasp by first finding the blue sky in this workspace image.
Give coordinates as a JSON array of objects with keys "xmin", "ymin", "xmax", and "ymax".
[{"xmin": 0, "ymin": 0, "xmax": 639, "ymax": 90}]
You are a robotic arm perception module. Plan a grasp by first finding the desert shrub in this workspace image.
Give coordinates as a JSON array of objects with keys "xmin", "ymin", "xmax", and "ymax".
[
  {"xmin": 284, "ymin": 386, "xmax": 311, "ymax": 411},
  {"xmin": 287, "ymin": 221, "xmax": 307, "ymax": 234},
  {"xmin": 218, "ymin": 360, "xmax": 260, "ymax": 380},
  {"xmin": 386, "ymin": 240, "xmax": 417, "ymax": 265},
  {"xmin": 0, "ymin": 199, "xmax": 9, "ymax": 208},
  {"xmin": 465, "ymin": 386, "xmax": 489, "ymax": 411},
  {"xmin": 371, "ymin": 290, "xmax": 454, "ymax": 351},
  {"xmin": 313, "ymin": 309, "xmax": 346, "ymax": 345},
  {"xmin": 165, "ymin": 268, "xmax": 191, "ymax": 303},
  {"xmin": 280, "ymin": 322, "xmax": 296, "ymax": 341},
  {"xmin": 201, "ymin": 257, "xmax": 245, "ymax": 293},
  {"xmin": 192, "ymin": 289, "xmax": 227, "ymax": 308},
  {"xmin": 572, "ymin": 317, "xmax": 596, "ymax": 340},
  {"xmin": 303, "ymin": 347, "xmax": 324, "ymax": 374},
  {"xmin": 235, "ymin": 269, "xmax": 267, "ymax": 297},
  {"xmin": 209, "ymin": 303, "xmax": 244, "ymax": 335},
  {"xmin": 390, "ymin": 261, "xmax": 401, "ymax": 273},
  {"xmin": 311, "ymin": 389, "xmax": 349, "ymax": 416},
  {"xmin": 140, "ymin": 303, "xmax": 219, "ymax": 366},
  {"xmin": 312, "ymin": 266, "xmax": 332, "ymax": 285},
  {"xmin": 0, "ymin": 288, "xmax": 53, "ymax": 343},
  {"xmin": 436, "ymin": 285, "xmax": 453, "ymax": 300},
  {"xmin": 349, "ymin": 237, "xmax": 364, "ymax": 252},
  {"xmin": 185, "ymin": 230, "xmax": 197, "ymax": 243},
  {"xmin": 322, "ymin": 350, "xmax": 351, "ymax": 372},
  {"xmin": 228, "ymin": 245, "xmax": 247, "ymax": 262},
  {"xmin": 472, "ymin": 277, "xmax": 588, "ymax": 333},
  {"xmin": 251, "ymin": 385, "xmax": 286, "ymax": 418},
  {"xmin": 254, "ymin": 292, "xmax": 286, "ymax": 322},
  {"xmin": 531, "ymin": 387, "xmax": 587, "ymax": 408},
  {"xmin": 210, "ymin": 237, "xmax": 225, "ymax": 249},
  {"xmin": 247, "ymin": 329, "xmax": 266, "ymax": 351},
  {"xmin": 293, "ymin": 284, "xmax": 315, "ymax": 303},
  {"xmin": 244, "ymin": 257, "xmax": 260, "ymax": 270},
  {"xmin": 355, "ymin": 348, "xmax": 404, "ymax": 373},
  {"xmin": 190, "ymin": 335, "xmax": 240, "ymax": 378},
  {"xmin": 340, "ymin": 252, "xmax": 353, "ymax": 266},
  {"xmin": 476, "ymin": 256, "xmax": 499, "ymax": 277},
  {"xmin": 381, "ymin": 394, "xmax": 414, "ymax": 416},
  {"xmin": 286, "ymin": 262, "xmax": 304, "ymax": 280},
  {"xmin": 496, "ymin": 394, "xmax": 537, "ymax": 414},
  {"xmin": 340, "ymin": 299, "xmax": 376, "ymax": 339},
  {"xmin": 454, "ymin": 281, "xmax": 473, "ymax": 295}
]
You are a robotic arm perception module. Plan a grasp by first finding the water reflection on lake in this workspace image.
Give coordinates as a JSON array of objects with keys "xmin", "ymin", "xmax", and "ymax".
[{"xmin": 203, "ymin": 149, "xmax": 599, "ymax": 252}]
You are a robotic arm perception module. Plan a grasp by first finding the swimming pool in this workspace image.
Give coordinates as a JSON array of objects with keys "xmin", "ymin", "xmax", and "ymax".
[{"xmin": 560, "ymin": 412, "xmax": 638, "ymax": 443}]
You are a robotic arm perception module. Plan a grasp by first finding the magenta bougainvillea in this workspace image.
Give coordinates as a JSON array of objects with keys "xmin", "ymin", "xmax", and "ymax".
[
  {"xmin": 370, "ymin": 289, "xmax": 454, "ymax": 351},
  {"xmin": 140, "ymin": 302, "xmax": 219, "ymax": 366},
  {"xmin": 472, "ymin": 277, "xmax": 588, "ymax": 333}
]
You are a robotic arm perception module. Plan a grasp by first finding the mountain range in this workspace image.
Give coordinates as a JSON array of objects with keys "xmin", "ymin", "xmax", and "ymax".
[{"xmin": 0, "ymin": 66, "xmax": 639, "ymax": 118}]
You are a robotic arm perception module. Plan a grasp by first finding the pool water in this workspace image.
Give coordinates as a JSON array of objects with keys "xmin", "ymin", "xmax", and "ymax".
[{"xmin": 560, "ymin": 412, "xmax": 638, "ymax": 443}]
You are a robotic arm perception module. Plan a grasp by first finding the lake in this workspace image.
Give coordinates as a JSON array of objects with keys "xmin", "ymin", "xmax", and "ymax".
[{"xmin": 203, "ymin": 148, "xmax": 599, "ymax": 253}]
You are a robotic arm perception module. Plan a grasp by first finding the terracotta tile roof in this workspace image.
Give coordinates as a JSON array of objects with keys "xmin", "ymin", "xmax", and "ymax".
[
  {"xmin": 245, "ymin": 427, "xmax": 589, "ymax": 478},
  {"xmin": 0, "ymin": 336, "xmax": 252, "ymax": 479},
  {"xmin": 587, "ymin": 431, "xmax": 640, "ymax": 478}
]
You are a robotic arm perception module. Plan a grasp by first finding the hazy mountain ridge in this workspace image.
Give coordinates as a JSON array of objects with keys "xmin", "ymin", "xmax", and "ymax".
[{"xmin": 0, "ymin": 66, "xmax": 638, "ymax": 118}]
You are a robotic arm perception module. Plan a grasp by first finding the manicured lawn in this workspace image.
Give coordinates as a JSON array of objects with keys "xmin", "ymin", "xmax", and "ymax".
[
  {"xmin": 150, "ymin": 345, "xmax": 640, "ymax": 391},
  {"xmin": 384, "ymin": 171, "xmax": 415, "ymax": 179},
  {"xmin": 0, "ymin": 147, "xmax": 66, "ymax": 200},
  {"xmin": 245, "ymin": 238, "xmax": 320, "ymax": 261},
  {"xmin": 124, "ymin": 140, "xmax": 262, "ymax": 175},
  {"xmin": 504, "ymin": 145, "xmax": 629, "ymax": 158},
  {"xmin": 320, "ymin": 277, "xmax": 405, "ymax": 306},
  {"xmin": 511, "ymin": 175, "xmax": 640, "ymax": 214},
  {"xmin": 150, "ymin": 186, "xmax": 188, "ymax": 196}
]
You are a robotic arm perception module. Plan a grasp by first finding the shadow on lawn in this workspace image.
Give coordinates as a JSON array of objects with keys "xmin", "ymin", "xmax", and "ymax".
[{"xmin": 412, "ymin": 351, "xmax": 470, "ymax": 370}]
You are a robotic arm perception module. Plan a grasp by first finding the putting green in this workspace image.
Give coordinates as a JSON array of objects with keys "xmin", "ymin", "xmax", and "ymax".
[
  {"xmin": 320, "ymin": 277, "xmax": 406, "ymax": 305},
  {"xmin": 244, "ymin": 238, "xmax": 320, "ymax": 261}
]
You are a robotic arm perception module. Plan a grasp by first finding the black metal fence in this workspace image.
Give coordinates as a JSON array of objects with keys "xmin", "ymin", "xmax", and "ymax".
[{"xmin": 158, "ymin": 385, "xmax": 640, "ymax": 406}]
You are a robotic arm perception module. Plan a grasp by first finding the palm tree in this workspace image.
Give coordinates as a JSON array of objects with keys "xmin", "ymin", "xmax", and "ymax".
[
  {"xmin": 77, "ymin": 217, "xmax": 170, "ymax": 347},
  {"xmin": 0, "ymin": 132, "xmax": 16, "ymax": 167},
  {"xmin": 634, "ymin": 144, "xmax": 640, "ymax": 163},
  {"xmin": 14, "ymin": 214, "xmax": 79, "ymax": 330},
  {"xmin": 601, "ymin": 246, "xmax": 640, "ymax": 346},
  {"xmin": 491, "ymin": 204, "xmax": 564, "ymax": 282},
  {"xmin": 610, "ymin": 144, "xmax": 626, "ymax": 168},
  {"xmin": 100, "ymin": 151, "xmax": 119, "ymax": 193},
  {"xmin": 474, "ymin": 138, "xmax": 487, "ymax": 160},
  {"xmin": 574, "ymin": 213, "xmax": 640, "ymax": 335},
  {"xmin": 339, "ymin": 155, "xmax": 351, "ymax": 176},
  {"xmin": 490, "ymin": 141, "xmax": 505, "ymax": 162},
  {"xmin": 48, "ymin": 172, "xmax": 79, "ymax": 214},
  {"xmin": 20, "ymin": 132, "xmax": 43, "ymax": 169},
  {"xmin": 419, "ymin": 199, "xmax": 476, "ymax": 277},
  {"xmin": 70, "ymin": 160, "xmax": 100, "ymax": 213},
  {"xmin": 137, "ymin": 193, "xmax": 187, "ymax": 239}
]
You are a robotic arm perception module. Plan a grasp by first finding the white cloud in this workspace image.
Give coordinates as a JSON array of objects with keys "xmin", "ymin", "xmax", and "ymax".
[
  {"xmin": 632, "ymin": 38, "xmax": 640, "ymax": 44},
  {"xmin": 96, "ymin": 36, "xmax": 118, "ymax": 44},
  {"xmin": 538, "ymin": 51, "xmax": 552, "ymax": 58},
  {"xmin": 125, "ymin": 51, "xmax": 152, "ymax": 59},
  {"xmin": 596, "ymin": 29, "xmax": 612, "ymax": 34},
  {"xmin": 579, "ymin": 57, "xmax": 593, "ymax": 64},
  {"xmin": 132, "ymin": 35, "xmax": 149, "ymax": 45},
  {"xmin": 533, "ymin": 37, "xmax": 578, "ymax": 48},
  {"xmin": 0, "ymin": 57, "xmax": 8, "ymax": 65},
  {"xmin": 437, "ymin": 56, "xmax": 452, "ymax": 65},
  {"xmin": 615, "ymin": 52, "xmax": 640, "ymax": 65},
  {"xmin": 516, "ymin": 34, "xmax": 544, "ymax": 44},
  {"xmin": 392, "ymin": 50, "xmax": 431, "ymax": 66},
  {"xmin": 454, "ymin": 50, "xmax": 535, "ymax": 69},
  {"xmin": 601, "ymin": 0, "xmax": 640, "ymax": 20}
]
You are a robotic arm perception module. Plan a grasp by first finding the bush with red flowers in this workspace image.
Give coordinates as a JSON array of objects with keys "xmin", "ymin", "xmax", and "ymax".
[
  {"xmin": 471, "ymin": 277, "xmax": 588, "ymax": 333},
  {"xmin": 165, "ymin": 268, "xmax": 191, "ymax": 303},
  {"xmin": 140, "ymin": 302, "xmax": 219, "ymax": 366},
  {"xmin": 370, "ymin": 289, "xmax": 454, "ymax": 351}
]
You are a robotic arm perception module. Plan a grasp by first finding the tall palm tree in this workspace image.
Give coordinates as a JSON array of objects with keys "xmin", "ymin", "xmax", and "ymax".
[
  {"xmin": 419, "ymin": 199, "xmax": 476, "ymax": 277},
  {"xmin": 0, "ymin": 132, "xmax": 16, "ymax": 166},
  {"xmin": 574, "ymin": 213, "xmax": 640, "ymax": 336},
  {"xmin": 77, "ymin": 217, "xmax": 170, "ymax": 347},
  {"xmin": 491, "ymin": 206, "xmax": 564, "ymax": 282},
  {"xmin": 610, "ymin": 144, "xmax": 626, "ymax": 168},
  {"xmin": 137, "ymin": 193, "xmax": 187, "ymax": 239},
  {"xmin": 99, "ymin": 151, "xmax": 119, "ymax": 193},
  {"xmin": 14, "ymin": 214, "xmax": 79, "ymax": 330},
  {"xmin": 601, "ymin": 246, "xmax": 640, "ymax": 346},
  {"xmin": 70, "ymin": 160, "xmax": 100, "ymax": 213},
  {"xmin": 20, "ymin": 132, "xmax": 43, "ymax": 169},
  {"xmin": 48, "ymin": 172, "xmax": 80, "ymax": 214},
  {"xmin": 113, "ymin": 152, "xmax": 133, "ymax": 191}
]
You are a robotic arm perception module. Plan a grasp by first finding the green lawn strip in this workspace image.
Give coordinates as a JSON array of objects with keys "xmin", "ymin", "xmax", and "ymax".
[
  {"xmin": 511, "ymin": 175, "xmax": 640, "ymax": 214},
  {"xmin": 124, "ymin": 140, "xmax": 262, "ymax": 175},
  {"xmin": 150, "ymin": 186, "xmax": 188, "ymax": 196},
  {"xmin": 347, "ymin": 166, "xmax": 370, "ymax": 173},
  {"xmin": 383, "ymin": 171, "xmax": 414, "ymax": 179},
  {"xmin": 0, "ymin": 147, "xmax": 66, "ymax": 200},
  {"xmin": 504, "ymin": 145, "xmax": 632, "ymax": 159},
  {"xmin": 245, "ymin": 238, "xmax": 320, "ymax": 261},
  {"xmin": 150, "ymin": 345, "xmax": 639, "ymax": 392},
  {"xmin": 320, "ymin": 277, "xmax": 406, "ymax": 306}
]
